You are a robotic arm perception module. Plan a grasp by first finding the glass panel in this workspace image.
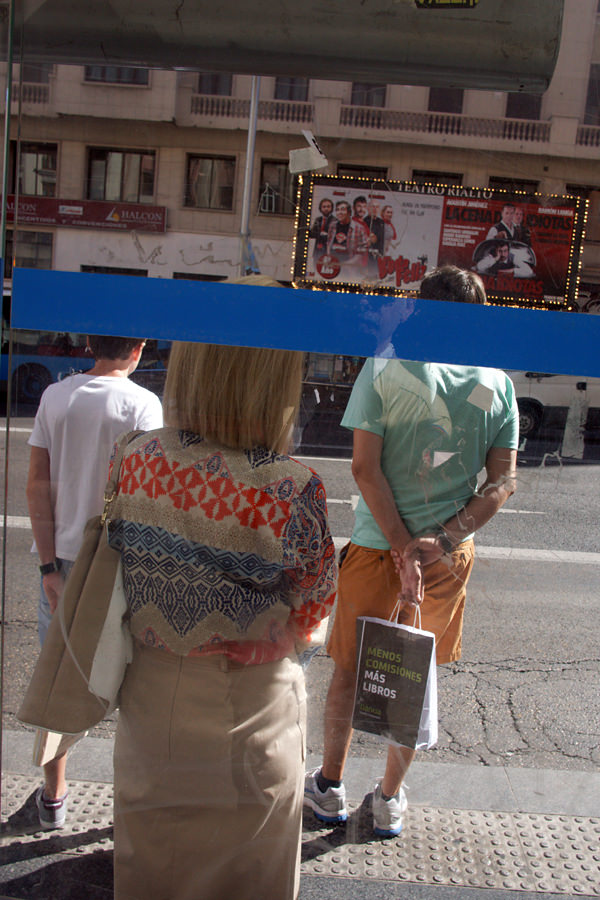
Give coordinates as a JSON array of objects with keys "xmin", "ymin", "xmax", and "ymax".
[
  {"xmin": 4, "ymin": 230, "xmax": 53, "ymax": 278},
  {"xmin": 105, "ymin": 151, "xmax": 123, "ymax": 201},
  {"xmin": 488, "ymin": 175, "xmax": 540, "ymax": 193},
  {"xmin": 20, "ymin": 62, "xmax": 53, "ymax": 83},
  {"xmin": 412, "ymin": 169, "xmax": 463, "ymax": 186},
  {"xmin": 337, "ymin": 164, "xmax": 388, "ymax": 181},
  {"xmin": 87, "ymin": 151, "xmax": 106, "ymax": 199},
  {"xmin": 2, "ymin": 5, "xmax": 600, "ymax": 894},
  {"xmin": 197, "ymin": 72, "xmax": 232, "ymax": 95},
  {"xmin": 121, "ymin": 153, "xmax": 141, "ymax": 203},
  {"xmin": 139, "ymin": 154, "xmax": 156, "ymax": 203},
  {"xmin": 274, "ymin": 76, "xmax": 309, "ymax": 101},
  {"xmin": 18, "ymin": 142, "xmax": 57, "ymax": 196},
  {"xmin": 428, "ymin": 86, "xmax": 464, "ymax": 113},
  {"xmin": 185, "ymin": 156, "xmax": 235, "ymax": 209},
  {"xmin": 351, "ymin": 82, "xmax": 386, "ymax": 107},
  {"xmin": 259, "ymin": 161, "xmax": 297, "ymax": 215},
  {"xmin": 84, "ymin": 65, "xmax": 149, "ymax": 85},
  {"xmin": 505, "ymin": 91, "xmax": 542, "ymax": 120},
  {"xmin": 583, "ymin": 63, "xmax": 600, "ymax": 125}
]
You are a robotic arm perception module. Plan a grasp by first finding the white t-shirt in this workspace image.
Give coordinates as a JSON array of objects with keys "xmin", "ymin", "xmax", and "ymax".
[{"xmin": 28, "ymin": 373, "xmax": 164, "ymax": 560}]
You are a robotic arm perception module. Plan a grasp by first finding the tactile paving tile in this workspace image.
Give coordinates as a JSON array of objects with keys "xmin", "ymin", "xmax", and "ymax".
[
  {"xmin": 1, "ymin": 774, "xmax": 113, "ymax": 852},
  {"xmin": 513, "ymin": 812, "xmax": 600, "ymax": 895},
  {"xmin": 2, "ymin": 774, "xmax": 599, "ymax": 895},
  {"xmin": 302, "ymin": 799, "xmax": 600, "ymax": 895}
]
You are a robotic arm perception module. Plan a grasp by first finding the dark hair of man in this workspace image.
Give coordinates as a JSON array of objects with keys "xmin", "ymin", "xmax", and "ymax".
[
  {"xmin": 87, "ymin": 335, "xmax": 144, "ymax": 360},
  {"xmin": 353, "ymin": 195, "xmax": 367, "ymax": 209},
  {"xmin": 336, "ymin": 201, "xmax": 351, "ymax": 214},
  {"xmin": 319, "ymin": 197, "xmax": 333, "ymax": 213},
  {"xmin": 418, "ymin": 265, "xmax": 487, "ymax": 305}
]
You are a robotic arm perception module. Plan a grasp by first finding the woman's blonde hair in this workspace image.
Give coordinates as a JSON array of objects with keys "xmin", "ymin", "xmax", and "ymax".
[{"xmin": 164, "ymin": 342, "xmax": 304, "ymax": 454}]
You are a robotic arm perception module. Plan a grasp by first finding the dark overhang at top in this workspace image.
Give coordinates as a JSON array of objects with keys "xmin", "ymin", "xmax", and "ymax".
[{"xmin": 8, "ymin": 0, "xmax": 564, "ymax": 93}]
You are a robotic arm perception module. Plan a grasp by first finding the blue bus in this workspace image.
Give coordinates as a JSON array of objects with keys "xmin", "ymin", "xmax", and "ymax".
[{"xmin": 1, "ymin": 326, "xmax": 169, "ymax": 407}]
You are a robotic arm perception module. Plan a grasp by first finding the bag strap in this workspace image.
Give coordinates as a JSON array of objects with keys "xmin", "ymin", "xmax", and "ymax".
[
  {"xmin": 100, "ymin": 430, "xmax": 144, "ymax": 525},
  {"xmin": 389, "ymin": 597, "xmax": 422, "ymax": 630}
]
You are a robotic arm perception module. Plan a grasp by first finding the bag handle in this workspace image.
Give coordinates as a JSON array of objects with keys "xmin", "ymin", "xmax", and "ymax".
[
  {"xmin": 389, "ymin": 597, "xmax": 422, "ymax": 630},
  {"xmin": 101, "ymin": 429, "xmax": 143, "ymax": 525}
]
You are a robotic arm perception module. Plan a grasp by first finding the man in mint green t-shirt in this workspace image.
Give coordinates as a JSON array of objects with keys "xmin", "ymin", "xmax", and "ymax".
[{"xmin": 304, "ymin": 266, "xmax": 519, "ymax": 838}]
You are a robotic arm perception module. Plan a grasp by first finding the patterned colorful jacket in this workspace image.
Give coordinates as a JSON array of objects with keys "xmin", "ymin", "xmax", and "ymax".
[{"xmin": 108, "ymin": 428, "xmax": 337, "ymax": 665}]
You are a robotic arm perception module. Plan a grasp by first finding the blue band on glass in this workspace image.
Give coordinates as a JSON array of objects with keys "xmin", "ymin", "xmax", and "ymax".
[{"xmin": 11, "ymin": 268, "xmax": 600, "ymax": 377}]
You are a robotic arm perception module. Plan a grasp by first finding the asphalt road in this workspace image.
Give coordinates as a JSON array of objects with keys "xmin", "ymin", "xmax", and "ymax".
[{"xmin": 1, "ymin": 420, "xmax": 599, "ymax": 774}]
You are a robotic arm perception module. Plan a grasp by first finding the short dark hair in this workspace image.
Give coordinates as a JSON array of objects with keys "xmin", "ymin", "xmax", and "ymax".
[
  {"xmin": 336, "ymin": 201, "xmax": 351, "ymax": 214},
  {"xmin": 353, "ymin": 195, "xmax": 367, "ymax": 209},
  {"xmin": 319, "ymin": 197, "xmax": 333, "ymax": 213},
  {"xmin": 87, "ymin": 335, "xmax": 144, "ymax": 360},
  {"xmin": 419, "ymin": 266, "xmax": 487, "ymax": 305}
]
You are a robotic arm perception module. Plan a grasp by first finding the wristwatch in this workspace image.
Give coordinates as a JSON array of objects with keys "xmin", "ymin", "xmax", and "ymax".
[
  {"xmin": 437, "ymin": 531, "xmax": 454, "ymax": 556},
  {"xmin": 39, "ymin": 560, "xmax": 61, "ymax": 576}
]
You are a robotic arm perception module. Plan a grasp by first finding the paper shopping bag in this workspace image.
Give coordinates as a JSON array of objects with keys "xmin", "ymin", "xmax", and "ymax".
[{"xmin": 352, "ymin": 615, "xmax": 438, "ymax": 750}]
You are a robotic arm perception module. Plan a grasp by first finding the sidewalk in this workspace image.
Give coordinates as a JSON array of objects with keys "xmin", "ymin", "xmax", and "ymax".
[{"xmin": 1, "ymin": 730, "xmax": 599, "ymax": 899}]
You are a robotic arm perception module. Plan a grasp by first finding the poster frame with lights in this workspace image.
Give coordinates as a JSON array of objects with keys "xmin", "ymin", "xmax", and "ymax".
[{"xmin": 292, "ymin": 174, "xmax": 587, "ymax": 312}]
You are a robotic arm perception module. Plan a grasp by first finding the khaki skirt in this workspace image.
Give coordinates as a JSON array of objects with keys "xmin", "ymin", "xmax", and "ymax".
[{"xmin": 114, "ymin": 642, "xmax": 307, "ymax": 900}]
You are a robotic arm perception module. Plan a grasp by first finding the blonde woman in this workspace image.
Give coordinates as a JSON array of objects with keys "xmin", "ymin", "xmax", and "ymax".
[{"xmin": 108, "ymin": 340, "xmax": 337, "ymax": 900}]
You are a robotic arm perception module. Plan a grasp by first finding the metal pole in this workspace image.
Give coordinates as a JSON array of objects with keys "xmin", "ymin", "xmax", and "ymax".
[
  {"xmin": 0, "ymin": 0, "xmax": 16, "ymax": 820},
  {"xmin": 239, "ymin": 75, "xmax": 260, "ymax": 275},
  {"xmin": 0, "ymin": 0, "xmax": 15, "ymax": 278}
]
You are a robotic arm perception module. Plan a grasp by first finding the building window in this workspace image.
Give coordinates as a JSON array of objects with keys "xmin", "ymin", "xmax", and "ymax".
[
  {"xmin": 412, "ymin": 170, "xmax": 463, "ymax": 186},
  {"xmin": 274, "ymin": 77, "xmax": 309, "ymax": 101},
  {"xmin": 488, "ymin": 175, "xmax": 539, "ymax": 194},
  {"xmin": 80, "ymin": 265, "xmax": 148, "ymax": 276},
  {"xmin": 196, "ymin": 72, "xmax": 232, "ymax": 95},
  {"xmin": 5, "ymin": 230, "xmax": 53, "ymax": 278},
  {"xmin": 20, "ymin": 63, "xmax": 54, "ymax": 83},
  {"xmin": 505, "ymin": 92, "xmax": 542, "ymax": 120},
  {"xmin": 258, "ymin": 160, "xmax": 298, "ymax": 215},
  {"xmin": 350, "ymin": 83, "xmax": 386, "ymax": 107},
  {"xmin": 337, "ymin": 164, "xmax": 388, "ymax": 182},
  {"xmin": 84, "ymin": 66, "xmax": 149, "ymax": 85},
  {"xmin": 87, "ymin": 148, "xmax": 156, "ymax": 204},
  {"xmin": 583, "ymin": 64, "xmax": 600, "ymax": 126},
  {"xmin": 10, "ymin": 142, "xmax": 57, "ymax": 197},
  {"xmin": 428, "ymin": 87, "xmax": 464, "ymax": 114},
  {"xmin": 185, "ymin": 155, "xmax": 235, "ymax": 210}
]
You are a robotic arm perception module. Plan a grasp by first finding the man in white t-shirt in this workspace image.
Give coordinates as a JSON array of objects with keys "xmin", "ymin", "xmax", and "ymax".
[{"xmin": 26, "ymin": 334, "xmax": 163, "ymax": 830}]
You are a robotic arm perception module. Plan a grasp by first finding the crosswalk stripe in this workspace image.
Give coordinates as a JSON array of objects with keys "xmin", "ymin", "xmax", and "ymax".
[{"xmin": 4, "ymin": 517, "xmax": 598, "ymax": 565}]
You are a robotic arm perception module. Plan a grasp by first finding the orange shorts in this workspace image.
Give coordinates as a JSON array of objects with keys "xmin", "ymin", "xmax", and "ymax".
[{"xmin": 327, "ymin": 540, "xmax": 475, "ymax": 670}]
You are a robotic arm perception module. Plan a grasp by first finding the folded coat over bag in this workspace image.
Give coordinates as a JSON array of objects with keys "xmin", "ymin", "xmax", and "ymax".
[{"xmin": 18, "ymin": 432, "xmax": 136, "ymax": 736}]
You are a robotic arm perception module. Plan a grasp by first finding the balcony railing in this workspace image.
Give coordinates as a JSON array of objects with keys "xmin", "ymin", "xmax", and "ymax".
[
  {"xmin": 339, "ymin": 105, "xmax": 551, "ymax": 142},
  {"xmin": 576, "ymin": 125, "xmax": 600, "ymax": 147},
  {"xmin": 11, "ymin": 82, "xmax": 50, "ymax": 104},
  {"xmin": 190, "ymin": 95, "xmax": 250, "ymax": 117},
  {"xmin": 190, "ymin": 94, "xmax": 314, "ymax": 123},
  {"xmin": 258, "ymin": 99, "xmax": 313, "ymax": 123}
]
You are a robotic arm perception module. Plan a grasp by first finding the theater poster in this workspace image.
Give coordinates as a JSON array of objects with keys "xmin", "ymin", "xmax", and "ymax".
[{"xmin": 293, "ymin": 175, "xmax": 586, "ymax": 309}]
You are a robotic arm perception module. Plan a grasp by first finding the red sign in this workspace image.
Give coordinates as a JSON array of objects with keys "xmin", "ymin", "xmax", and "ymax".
[
  {"xmin": 294, "ymin": 176, "xmax": 586, "ymax": 309},
  {"xmin": 437, "ymin": 197, "xmax": 574, "ymax": 305},
  {"xmin": 4, "ymin": 195, "xmax": 167, "ymax": 233}
]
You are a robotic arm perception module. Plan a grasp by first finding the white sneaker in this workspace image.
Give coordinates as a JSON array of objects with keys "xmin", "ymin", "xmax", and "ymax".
[
  {"xmin": 303, "ymin": 767, "xmax": 347, "ymax": 824},
  {"xmin": 372, "ymin": 781, "xmax": 407, "ymax": 837},
  {"xmin": 35, "ymin": 787, "xmax": 67, "ymax": 830}
]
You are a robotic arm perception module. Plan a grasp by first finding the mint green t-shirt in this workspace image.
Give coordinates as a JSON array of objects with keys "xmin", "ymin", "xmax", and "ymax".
[{"xmin": 342, "ymin": 358, "xmax": 519, "ymax": 549}]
